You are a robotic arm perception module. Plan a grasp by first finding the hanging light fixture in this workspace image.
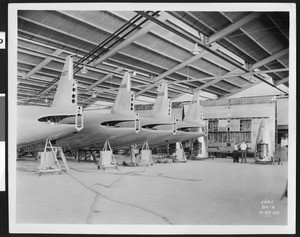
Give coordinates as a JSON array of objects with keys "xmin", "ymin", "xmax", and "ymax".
[
  {"xmin": 191, "ymin": 43, "xmax": 201, "ymax": 55},
  {"xmin": 81, "ymin": 65, "xmax": 88, "ymax": 74},
  {"xmin": 250, "ymin": 74, "xmax": 256, "ymax": 83},
  {"xmin": 44, "ymin": 97, "xmax": 49, "ymax": 103},
  {"xmin": 92, "ymin": 92, "xmax": 97, "ymax": 98}
]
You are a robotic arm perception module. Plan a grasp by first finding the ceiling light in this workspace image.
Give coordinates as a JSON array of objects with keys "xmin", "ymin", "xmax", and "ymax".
[
  {"xmin": 132, "ymin": 71, "xmax": 137, "ymax": 76},
  {"xmin": 44, "ymin": 97, "xmax": 49, "ymax": 103},
  {"xmin": 250, "ymin": 74, "xmax": 256, "ymax": 83},
  {"xmin": 191, "ymin": 43, "xmax": 201, "ymax": 55},
  {"xmin": 81, "ymin": 65, "xmax": 88, "ymax": 74},
  {"xmin": 92, "ymin": 92, "xmax": 97, "ymax": 98}
]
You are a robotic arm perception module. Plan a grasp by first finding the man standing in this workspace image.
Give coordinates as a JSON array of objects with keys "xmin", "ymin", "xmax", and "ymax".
[
  {"xmin": 240, "ymin": 140, "xmax": 247, "ymax": 163},
  {"xmin": 130, "ymin": 144, "xmax": 138, "ymax": 166},
  {"xmin": 233, "ymin": 143, "xmax": 239, "ymax": 163}
]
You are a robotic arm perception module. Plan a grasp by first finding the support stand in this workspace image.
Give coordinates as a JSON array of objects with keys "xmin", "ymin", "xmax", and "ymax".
[
  {"xmin": 174, "ymin": 142, "xmax": 187, "ymax": 163},
  {"xmin": 99, "ymin": 140, "xmax": 117, "ymax": 170},
  {"xmin": 38, "ymin": 139, "xmax": 69, "ymax": 176},
  {"xmin": 139, "ymin": 141, "xmax": 153, "ymax": 167}
]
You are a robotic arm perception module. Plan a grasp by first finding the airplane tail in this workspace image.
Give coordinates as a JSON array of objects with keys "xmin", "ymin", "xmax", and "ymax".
[
  {"xmin": 184, "ymin": 92, "xmax": 201, "ymax": 122},
  {"xmin": 150, "ymin": 81, "xmax": 172, "ymax": 119},
  {"xmin": 111, "ymin": 71, "xmax": 135, "ymax": 114},
  {"xmin": 51, "ymin": 56, "xmax": 78, "ymax": 114}
]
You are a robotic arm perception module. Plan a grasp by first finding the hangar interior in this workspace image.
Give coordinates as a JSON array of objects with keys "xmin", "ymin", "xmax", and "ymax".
[{"xmin": 14, "ymin": 9, "xmax": 290, "ymax": 228}]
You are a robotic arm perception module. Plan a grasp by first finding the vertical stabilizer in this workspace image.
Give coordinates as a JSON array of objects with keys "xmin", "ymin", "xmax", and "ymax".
[
  {"xmin": 51, "ymin": 56, "xmax": 78, "ymax": 113},
  {"xmin": 255, "ymin": 119, "xmax": 274, "ymax": 156},
  {"xmin": 150, "ymin": 81, "xmax": 171, "ymax": 119},
  {"xmin": 111, "ymin": 72, "xmax": 135, "ymax": 114},
  {"xmin": 184, "ymin": 92, "xmax": 201, "ymax": 122}
]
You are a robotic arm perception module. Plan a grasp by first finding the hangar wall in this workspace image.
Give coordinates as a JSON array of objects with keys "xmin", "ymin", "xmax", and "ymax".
[
  {"xmin": 200, "ymin": 96, "xmax": 276, "ymax": 155},
  {"xmin": 136, "ymin": 96, "xmax": 284, "ymax": 157}
]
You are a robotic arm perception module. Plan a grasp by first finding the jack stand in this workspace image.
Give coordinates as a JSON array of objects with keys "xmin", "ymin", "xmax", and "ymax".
[
  {"xmin": 38, "ymin": 139, "xmax": 69, "ymax": 176},
  {"xmin": 99, "ymin": 140, "xmax": 117, "ymax": 170},
  {"xmin": 174, "ymin": 142, "xmax": 187, "ymax": 163},
  {"xmin": 139, "ymin": 141, "xmax": 153, "ymax": 167}
]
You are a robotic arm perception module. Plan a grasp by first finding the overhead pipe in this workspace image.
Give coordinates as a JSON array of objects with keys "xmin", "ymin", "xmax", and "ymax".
[
  {"xmin": 74, "ymin": 11, "xmax": 160, "ymax": 72},
  {"xmin": 86, "ymin": 11, "xmax": 160, "ymax": 66},
  {"xmin": 31, "ymin": 11, "xmax": 158, "ymax": 101},
  {"xmin": 73, "ymin": 13, "xmax": 146, "ymax": 69}
]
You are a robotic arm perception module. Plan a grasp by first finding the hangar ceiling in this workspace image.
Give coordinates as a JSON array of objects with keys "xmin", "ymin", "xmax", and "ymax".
[{"xmin": 16, "ymin": 10, "xmax": 289, "ymax": 107}]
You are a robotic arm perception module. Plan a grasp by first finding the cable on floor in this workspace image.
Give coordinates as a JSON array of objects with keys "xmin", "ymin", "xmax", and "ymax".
[{"xmin": 65, "ymin": 171, "xmax": 173, "ymax": 225}]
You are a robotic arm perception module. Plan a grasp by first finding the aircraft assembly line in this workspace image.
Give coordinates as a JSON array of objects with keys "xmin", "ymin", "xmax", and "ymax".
[{"xmin": 9, "ymin": 5, "xmax": 294, "ymax": 235}]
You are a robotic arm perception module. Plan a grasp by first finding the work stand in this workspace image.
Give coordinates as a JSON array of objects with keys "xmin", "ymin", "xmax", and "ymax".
[
  {"xmin": 97, "ymin": 140, "xmax": 117, "ymax": 170},
  {"xmin": 38, "ymin": 139, "xmax": 69, "ymax": 176},
  {"xmin": 174, "ymin": 142, "xmax": 187, "ymax": 163},
  {"xmin": 139, "ymin": 141, "xmax": 154, "ymax": 167}
]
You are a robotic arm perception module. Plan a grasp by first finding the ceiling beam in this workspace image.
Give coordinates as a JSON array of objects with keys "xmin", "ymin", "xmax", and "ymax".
[
  {"xmin": 266, "ymin": 13, "xmax": 289, "ymax": 40},
  {"xmin": 180, "ymin": 13, "xmax": 258, "ymax": 66},
  {"xmin": 18, "ymin": 59, "xmax": 122, "ymax": 98},
  {"xmin": 275, "ymin": 77, "xmax": 289, "ymax": 86},
  {"xmin": 135, "ymin": 11, "xmax": 282, "ymax": 95},
  {"xmin": 251, "ymin": 48, "xmax": 289, "ymax": 70},
  {"xmin": 147, "ymin": 12, "xmax": 288, "ymax": 94},
  {"xmin": 135, "ymin": 11, "xmax": 253, "ymax": 72},
  {"xmin": 170, "ymin": 10, "xmax": 288, "ymax": 81},
  {"xmin": 240, "ymin": 28, "xmax": 288, "ymax": 79},
  {"xmin": 18, "ymin": 32, "xmax": 90, "ymax": 58},
  {"xmin": 18, "ymin": 41, "xmax": 154, "ymax": 85},
  {"xmin": 208, "ymin": 12, "xmax": 262, "ymax": 44},
  {"xmin": 19, "ymin": 13, "xmax": 212, "ymax": 94},
  {"xmin": 18, "ymin": 16, "xmax": 98, "ymax": 48},
  {"xmin": 49, "ymin": 11, "xmax": 225, "ymax": 83},
  {"xmin": 135, "ymin": 43, "xmax": 220, "ymax": 97},
  {"xmin": 106, "ymin": 51, "xmax": 230, "ymax": 94},
  {"xmin": 26, "ymin": 49, "xmax": 63, "ymax": 79},
  {"xmin": 87, "ymin": 67, "xmax": 124, "ymax": 91},
  {"xmin": 222, "ymin": 80, "xmax": 263, "ymax": 98},
  {"xmin": 170, "ymin": 68, "xmax": 289, "ymax": 86},
  {"xmin": 93, "ymin": 13, "xmax": 168, "ymax": 66},
  {"xmin": 192, "ymin": 68, "xmax": 244, "ymax": 93},
  {"xmin": 18, "ymin": 15, "xmax": 242, "ymax": 98},
  {"xmin": 183, "ymin": 12, "xmax": 213, "ymax": 36}
]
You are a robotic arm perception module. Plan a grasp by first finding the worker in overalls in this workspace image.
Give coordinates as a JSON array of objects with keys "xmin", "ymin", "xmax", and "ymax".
[
  {"xmin": 130, "ymin": 144, "xmax": 139, "ymax": 166},
  {"xmin": 233, "ymin": 143, "xmax": 239, "ymax": 163}
]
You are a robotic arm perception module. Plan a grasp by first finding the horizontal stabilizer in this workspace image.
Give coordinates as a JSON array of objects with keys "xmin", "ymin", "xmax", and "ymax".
[
  {"xmin": 150, "ymin": 81, "xmax": 171, "ymax": 119},
  {"xmin": 111, "ymin": 72, "xmax": 135, "ymax": 114},
  {"xmin": 51, "ymin": 56, "xmax": 78, "ymax": 114}
]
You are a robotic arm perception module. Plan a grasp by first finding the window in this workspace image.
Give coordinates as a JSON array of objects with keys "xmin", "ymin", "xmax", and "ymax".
[
  {"xmin": 208, "ymin": 120, "xmax": 219, "ymax": 131},
  {"xmin": 240, "ymin": 119, "xmax": 252, "ymax": 131}
]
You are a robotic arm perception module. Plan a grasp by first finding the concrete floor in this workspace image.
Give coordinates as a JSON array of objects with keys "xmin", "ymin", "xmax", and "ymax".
[{"xmin": 16, "ymin": 156, "xmax": 288, "ymax": 226}]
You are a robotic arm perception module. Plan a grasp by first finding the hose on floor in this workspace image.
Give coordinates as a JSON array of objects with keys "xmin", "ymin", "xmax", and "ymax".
[{"xmin": 65, "ymin": 171, "xmax": 173, "ymax": 225}]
